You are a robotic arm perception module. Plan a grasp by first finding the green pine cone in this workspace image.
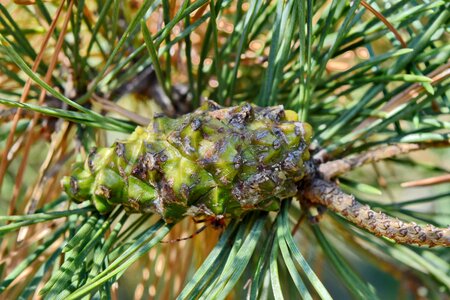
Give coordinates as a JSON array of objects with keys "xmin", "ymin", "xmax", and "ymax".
[{"xmin": 62, "ymin": 101, "xmax": 312, "ymax": 223}]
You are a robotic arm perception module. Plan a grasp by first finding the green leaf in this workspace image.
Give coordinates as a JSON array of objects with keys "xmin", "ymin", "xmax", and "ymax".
[
  {"xmin": 212, "ymin": 215, "xmax": 266, "ymax": 298},
  {"xmin": 339, "ymin": 178, "xmax": 383, "ymax": 196},
  {"xmin": 279, "ymin": 202, "xmax": 332, "ymax": 300},
  {"xmin": 0, "ymin": 208, "xmax": 93, "ymax": 236},
  {"xmin": 141, "ymin": 20, "xmax": 170, "ymax": 97},
  {"xmin": 0, "ymin": 37, "xmax": 132, "ymax": 132},
  {"xmin": 0, "ymin": 97, "xmax": 135, "ymax": 132},
  {"xmin": 277, "ymin": 214, "xmax": 312, "ymax": 299},
  {"xmin": 311, "ymin": 225, "xmax": 379, "ymax": 300},
  {"xmin": 270, "ymin": 230, "xmax": 284, "ymax": 300},
  {"xmin": 67, "ymin": 220, "xmax": 170, "ymax": 299}
]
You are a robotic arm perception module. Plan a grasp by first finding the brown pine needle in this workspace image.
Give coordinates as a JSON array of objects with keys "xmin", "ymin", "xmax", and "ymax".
[
  {"xmin": 401, "ymin": 174, "xmax": 450, "ymax": 188},
  {"xmin": 361, "ymin": 0, "xmax": 407, "ymax": 48},
  {"xmin": 8, "ymin": 0, "xmax": 74, "ymax": 216},
  {"xmin": 0, "ymin": 1, "xmax": 66, "ymax": 193}
]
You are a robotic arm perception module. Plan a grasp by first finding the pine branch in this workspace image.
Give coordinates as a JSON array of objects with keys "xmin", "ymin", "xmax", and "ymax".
[
  {"xmin": 304, "ymin": 178, "xmax": 450, "ymax": 247},
  {"xmin": 318, "ymin": 142, "xmax": 450, "ymax": 180}
]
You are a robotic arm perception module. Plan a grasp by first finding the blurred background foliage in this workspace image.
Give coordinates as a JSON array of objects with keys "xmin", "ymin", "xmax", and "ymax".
[{"xmin": 0, "ymin": 0, "xmax": 449, "ymax": 299}]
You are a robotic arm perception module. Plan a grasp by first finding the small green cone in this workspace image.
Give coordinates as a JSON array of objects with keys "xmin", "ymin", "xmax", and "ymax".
[{"xmin": 62, "ymin": 101, "xmax": 313, "ymax": 222}]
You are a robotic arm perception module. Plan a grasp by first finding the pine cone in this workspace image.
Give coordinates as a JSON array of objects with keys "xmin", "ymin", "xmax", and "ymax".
[{"xmin": 62, "ymin": 101, "xmax": 312, "ymax": 222}]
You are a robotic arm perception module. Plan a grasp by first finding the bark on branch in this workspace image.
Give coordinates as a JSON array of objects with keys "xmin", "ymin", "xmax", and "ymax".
[
  {"xmin": 304, "ymin": 178, "xmax": 450, "ymax": 247},
  {"xmin": 319, "ymin": 142, "xmax": 450, "ymax": 180}
]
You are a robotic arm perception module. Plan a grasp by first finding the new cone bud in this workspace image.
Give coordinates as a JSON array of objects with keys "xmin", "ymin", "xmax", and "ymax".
[{"xmin": 63, "ymin": 101, "xmax": 312, "ymax": 222}]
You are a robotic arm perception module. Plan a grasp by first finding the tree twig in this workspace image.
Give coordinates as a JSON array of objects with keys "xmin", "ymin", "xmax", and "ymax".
[
  {"xmin": 318, "ymin": 142, "xmax": 450, "ymax": 180},
  {"xmin": 304, "ymin": 179, "xmax": 450, "ymax": 247}
]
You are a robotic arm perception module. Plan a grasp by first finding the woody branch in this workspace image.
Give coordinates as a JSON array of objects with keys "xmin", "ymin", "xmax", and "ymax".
[
  {"xmin": 304, "ymin": 178, "xmax": 450, "ymax": 247},
  {"xmin": 318, "ymin": 141, "xmax": 450, "ymax": 180}
]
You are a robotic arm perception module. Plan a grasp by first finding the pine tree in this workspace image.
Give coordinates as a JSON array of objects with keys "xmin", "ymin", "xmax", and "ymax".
[{"xmin": 0, "ymin": 1, "xmax": 449, "ymax": 298}]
